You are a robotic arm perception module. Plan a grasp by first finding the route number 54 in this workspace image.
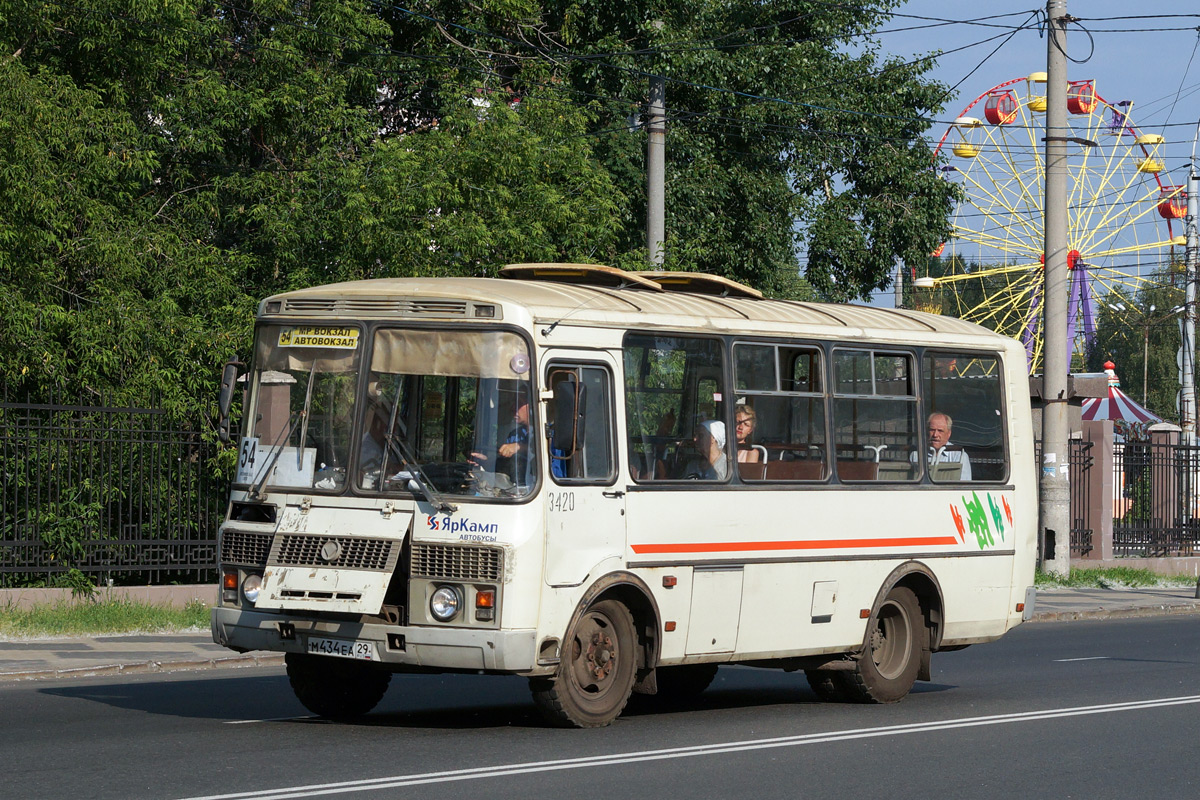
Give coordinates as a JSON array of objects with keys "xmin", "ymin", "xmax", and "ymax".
[{"xmin": 240, "ymin": 438, "xmax": 258, "ymax": 470}]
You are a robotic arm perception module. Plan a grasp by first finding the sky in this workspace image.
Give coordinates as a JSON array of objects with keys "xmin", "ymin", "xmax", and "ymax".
[{"xmin": 863, "ymin": 1, "xmax": 1200, "ymax": 307}]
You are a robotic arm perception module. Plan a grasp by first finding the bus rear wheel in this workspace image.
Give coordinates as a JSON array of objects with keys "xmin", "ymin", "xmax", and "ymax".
[
  {"xmin": 285, "ymin": 653, "xmax": 391, "ymax": 719},
  {"xmin": 530, "ymin": 599, "xmax": 637, "ymax": 728},
  {"xmin": 841, "ymin": 586, "xmax": 923, "ymax": 704}
]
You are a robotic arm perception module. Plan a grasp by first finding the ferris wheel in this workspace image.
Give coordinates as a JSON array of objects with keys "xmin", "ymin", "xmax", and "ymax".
[{"xmin": 925, "ymin": 73, "xmax": 1186, "ymax": 371}]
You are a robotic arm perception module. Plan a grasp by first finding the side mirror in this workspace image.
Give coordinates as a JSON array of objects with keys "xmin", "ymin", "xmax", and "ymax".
[
  {"xmin": 551, "ymin": 379, "xmax": 586, "ymax": 455},
  {"xmin": 217, "ymin": 359, "xmax": 243, "ymax": 444}
]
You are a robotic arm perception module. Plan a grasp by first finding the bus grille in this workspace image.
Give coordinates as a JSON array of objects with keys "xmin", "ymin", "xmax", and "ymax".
[
  {"xmin": 220, "ymin": 529, "xmax": 273, "ymax": 565},
  {"xmin": 411, "ymin": 543, "xmax": 503, "ymax": 581},
  {"xmin": 272, "ymin": 534, "xmax": 398, "ymax": 571}
]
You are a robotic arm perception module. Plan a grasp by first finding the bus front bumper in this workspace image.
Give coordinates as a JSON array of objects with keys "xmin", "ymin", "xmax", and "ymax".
[{"xmin": 211, "ymin": 606, "xmax": 538, "ymax": 673}]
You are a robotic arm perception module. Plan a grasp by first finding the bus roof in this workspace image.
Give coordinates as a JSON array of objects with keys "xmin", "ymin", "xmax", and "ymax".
[{"xmin": 262, "ymin": 265, "xmax": 1012, "ymax": 345}]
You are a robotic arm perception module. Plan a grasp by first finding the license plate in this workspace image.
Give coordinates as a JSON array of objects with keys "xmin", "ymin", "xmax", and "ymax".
[{"xmin": 306, "ymin": 637, "xmax": 377, "ymax": 661}]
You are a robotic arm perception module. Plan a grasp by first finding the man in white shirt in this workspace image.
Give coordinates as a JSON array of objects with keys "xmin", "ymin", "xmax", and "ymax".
[{"xmin": 926, "ymin": 412, "xmax": 971, "ymax": 481}]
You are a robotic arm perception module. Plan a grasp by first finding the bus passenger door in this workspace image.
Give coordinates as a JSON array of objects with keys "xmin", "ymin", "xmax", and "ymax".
[{"xmin": 542, "ymin": 358, "xmax": 625, "ymax": 587}]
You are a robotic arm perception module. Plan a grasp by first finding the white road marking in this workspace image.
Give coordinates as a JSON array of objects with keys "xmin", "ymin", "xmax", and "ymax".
[
  {"xmin": 1053, "ymin": 656, "xmax": 1111, "ymax": 662},
  {"xmin": 224, "ymin": 716, "xmax": 314, "ymax": 725},
  {"xmin": 179, "ymin": 694, "xmax": 1200, "ymax": 800}
]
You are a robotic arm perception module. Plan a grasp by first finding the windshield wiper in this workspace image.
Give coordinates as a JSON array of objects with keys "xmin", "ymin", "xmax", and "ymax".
[
  {"xmin": 378, "ymin": 396, "xmax": 456, "ymax": 514},
  {"xmin": 248, "ymin": 410, "xmax": 303, "ymax": 500},
  {"xmin": 250, "ymin": 360, "xmax": 322, "ymax": 500}
]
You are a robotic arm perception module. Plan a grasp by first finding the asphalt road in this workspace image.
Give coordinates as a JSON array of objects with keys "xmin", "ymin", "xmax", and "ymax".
[{"xmin": 4, "ymin": 615, "xmax": 1200, "ymax": 800}]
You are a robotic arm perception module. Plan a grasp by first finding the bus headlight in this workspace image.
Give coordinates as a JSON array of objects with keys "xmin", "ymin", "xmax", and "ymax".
[
  {"xmin": 242, "ymin": 573, "xmax": 263, "ymax": 605},
  {"xmin": 430, "ymin": 585, "xmax": 462, "ymax": 622}
]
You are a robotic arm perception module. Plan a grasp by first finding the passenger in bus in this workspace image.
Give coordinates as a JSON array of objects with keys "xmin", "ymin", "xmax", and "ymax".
[
  {"xmin": 360, "ymin": 407, "xmax": 387, "ymax": 470},
  {"xmin": 735, "ymin": 406, "xmax": 762, "ymax": 463},
  {"xmin": 358, "ymin": 405, "xmax": 395, "ymax": 488},
  {"xmin": 921, "ymin": 411, "xmax": 972, "ymax": 480},
  {"xmin": 680, "ymin": 419, "xmax": 729, "ymax": 480}
]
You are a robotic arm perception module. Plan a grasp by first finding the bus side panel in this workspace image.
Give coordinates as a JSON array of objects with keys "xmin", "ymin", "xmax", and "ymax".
[{"xmin": 626, "ymin": 486, "xmax": 1025, "ymax": 661}]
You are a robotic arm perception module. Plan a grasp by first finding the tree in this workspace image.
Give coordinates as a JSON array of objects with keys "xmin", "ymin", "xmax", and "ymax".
[
  {"xmin": 386, "ymin": 0, "xmax": 954, "ymax": 300},
  {"xmin": 2, "ymin": 0, "xmax": 955, "ymax": 410},
  {"xmin": 0, "ymin": 0, "xmax": 627, "ymax": 415},
  {"xmin": 547, "ymin": 0, "xmax": 955, "ymax": 299},
  {"xmin": 1088, "ymin": 280, "xmax": 1188, "ymax": 421}
]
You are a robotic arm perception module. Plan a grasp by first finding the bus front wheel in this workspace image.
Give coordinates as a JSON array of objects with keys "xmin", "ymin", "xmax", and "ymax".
[
  {"xmin": 285, "ymin": 653, "xmax": 391, "ymax": 719},
  {"xmin": 530, "ymin": 599, "xmax": 637, "ymax": 728},
  {"xmin": 841, "ymin": 586, "xmax": 924, "ymax": 704}
]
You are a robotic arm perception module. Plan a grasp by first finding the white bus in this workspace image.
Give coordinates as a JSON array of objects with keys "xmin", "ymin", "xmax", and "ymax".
[{"xmin": 212, "ymin": 263, "xmax": 1036, "ymax": 727}]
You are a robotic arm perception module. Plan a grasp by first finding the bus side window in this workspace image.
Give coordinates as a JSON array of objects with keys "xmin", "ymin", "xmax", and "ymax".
[
  {"xmin": 921, "ymin": 352, "xmax": 1008, "ymax": 483},
  {"xmin": 624, "ymin": 334, "xmax": 728, "ymax": 482},
  {"xmin": 733, "ymin": 342, "xmax": 828, "ymax": 481},
  {"xmin": 832, "ymin": 349, "xmax": 919, "ymax": 482},
  {"xmin": 547, "ymin": 364, "xmax": 616, "ymax": 483}
]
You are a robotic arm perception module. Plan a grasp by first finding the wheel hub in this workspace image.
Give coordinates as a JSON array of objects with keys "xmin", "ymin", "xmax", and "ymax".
[{"xmin": 586, "ymin": 631, "xmax": 616, "ymax": 680}]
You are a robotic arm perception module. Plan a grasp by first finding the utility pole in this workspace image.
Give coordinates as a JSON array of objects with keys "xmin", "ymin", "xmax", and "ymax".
[
  {"xmin": 1184, "ymin": 122, "xmax": 1198, "ymax": 543},
  {"xmin": 646, "ymin": 75, "xmax": 666, "ymax": 266},
  {"xmin": 1040, "ymin": 0, "xmax": 1071, "ymax": 577},
  {"xmin": 1184, "ymin": 123, "xmax": 1199, "ymax": 447}
]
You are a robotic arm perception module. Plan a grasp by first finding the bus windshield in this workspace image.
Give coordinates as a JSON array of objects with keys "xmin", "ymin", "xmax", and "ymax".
[
  {"xmin": 239, "ymin": 325, "xmax": 536, "ymax": 500},
  {"xmin": 361, "ymin": 327, "xmax": 536, "ymax": 500},
  {"xmin": 238, "ymin": 324, "xmax": 362, "ymax": 492}
]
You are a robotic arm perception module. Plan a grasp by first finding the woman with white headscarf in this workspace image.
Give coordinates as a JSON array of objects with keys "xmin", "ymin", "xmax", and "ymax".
[{"xmin": 682, "ymin": 419, "xmax": 728, "ymax": 480}]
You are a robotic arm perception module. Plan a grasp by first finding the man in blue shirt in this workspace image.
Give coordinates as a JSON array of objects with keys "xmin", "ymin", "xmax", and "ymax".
[{"xmin": 471, "ymin": 389, "xmax": 542, "ymax": 486}]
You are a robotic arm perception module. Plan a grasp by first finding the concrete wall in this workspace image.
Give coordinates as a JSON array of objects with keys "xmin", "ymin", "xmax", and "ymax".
[{"xmin": 0, "ymin": 585, "xmax": 217, "ymax": 611}]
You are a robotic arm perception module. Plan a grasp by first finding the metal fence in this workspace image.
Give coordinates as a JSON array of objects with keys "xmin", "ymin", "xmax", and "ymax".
[
  {"xmin": 1069, "ymin": 440, "xmax": 1093, "ymax": 558},
  {"xmin": 1035, "ymin": 439, "xmax": 1095, "ymax": 558},
  {"xmin": 1111, "ymin": 440, "xmax": 1200, "ymax": 557},
  {"xmin": 0, "ymin": 395, "xmax": 224, "ymax": 585}
]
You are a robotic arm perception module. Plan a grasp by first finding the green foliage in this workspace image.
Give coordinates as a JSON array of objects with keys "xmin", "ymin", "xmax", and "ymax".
[
  {"xmin": 1035, "ymin": 566, "xmax": 1197, "ymax": 589},
  {"xmin": 1, "ymin": 1, "xmax": 955, "ymax": 585},
  {"xmin": 0, "ymin": 598, "xmax": 209, "ymax": 637},
  {"xmin": 547, "ymin": 0, "xmax": 954, "ymax": 300},
  {"xmin": 2, "ymin": 0, "xmax": 950, "ymax": 413}
]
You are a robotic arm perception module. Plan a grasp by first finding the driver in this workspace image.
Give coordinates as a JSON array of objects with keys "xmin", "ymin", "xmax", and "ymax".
[{"xmin": 470, "ymin": 388, "xmax": 535, "ymax": 488}]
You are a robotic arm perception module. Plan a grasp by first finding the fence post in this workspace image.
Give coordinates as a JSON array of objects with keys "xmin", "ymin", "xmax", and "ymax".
[
  {"xmin": 1082, "ymin": 419, "xmax": 1114, "ymax": 560},
  {"xmin": 1150, "ymin": 423, "xmax": 1182, "ymax": 550}
]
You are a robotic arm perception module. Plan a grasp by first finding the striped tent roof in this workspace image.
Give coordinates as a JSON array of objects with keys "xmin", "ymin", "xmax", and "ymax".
[{"xmin": 1080, "ymin": 361, "xmax": 1162, "ymax": 425}]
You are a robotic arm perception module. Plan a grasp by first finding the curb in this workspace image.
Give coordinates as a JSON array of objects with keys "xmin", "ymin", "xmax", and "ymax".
[
  {"xmin": 0, "ymin": 652, "xmax": 285, "ymax": 683},
  {"xmin": 1031, "ymin": 602, "xmax": 1200, "ymax": 623}
]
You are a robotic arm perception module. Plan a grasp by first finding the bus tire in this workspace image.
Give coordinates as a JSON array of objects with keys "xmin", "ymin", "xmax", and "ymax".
[
  {"xmin": 530, "ymin": 599, "xmax": 637, "ymax": 728},
  {"xmin": 841, "ymin": 586, "xmax": 923, "ymax": 704},
  {"xmin": 285, "ymin": 653, "xmax": 391, "ymax": 719},
  {"xmin": 655, "ymin": 664, "xmax": 719, "ymax": 700}
]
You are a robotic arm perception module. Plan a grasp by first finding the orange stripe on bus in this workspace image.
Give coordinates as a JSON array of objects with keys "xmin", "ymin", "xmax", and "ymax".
[{"xmin": 630, "ymin": 536, "xmax": 961, "ymax": 554}]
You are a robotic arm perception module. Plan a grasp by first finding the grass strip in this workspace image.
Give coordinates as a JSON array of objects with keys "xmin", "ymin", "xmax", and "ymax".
[
  {"xmin": 1036, "ymin": 565, "xmax": 1199, "ymax": 589},
  {"xmin": 0, "ymin": 598, "xmax": 209, "ymax": 638}
]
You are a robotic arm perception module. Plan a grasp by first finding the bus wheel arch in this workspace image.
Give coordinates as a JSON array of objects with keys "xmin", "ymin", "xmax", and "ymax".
[
  {"xmin": 877, "ymin": 561, "xmax": 945, "ymax": 650},
  {"xmin": 530, "ymin": 573, "xmax": 659, "ymax": 727},
  {"xmin": 841, "ymin": 563, "xmax": 943, "ymax": 703}
]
